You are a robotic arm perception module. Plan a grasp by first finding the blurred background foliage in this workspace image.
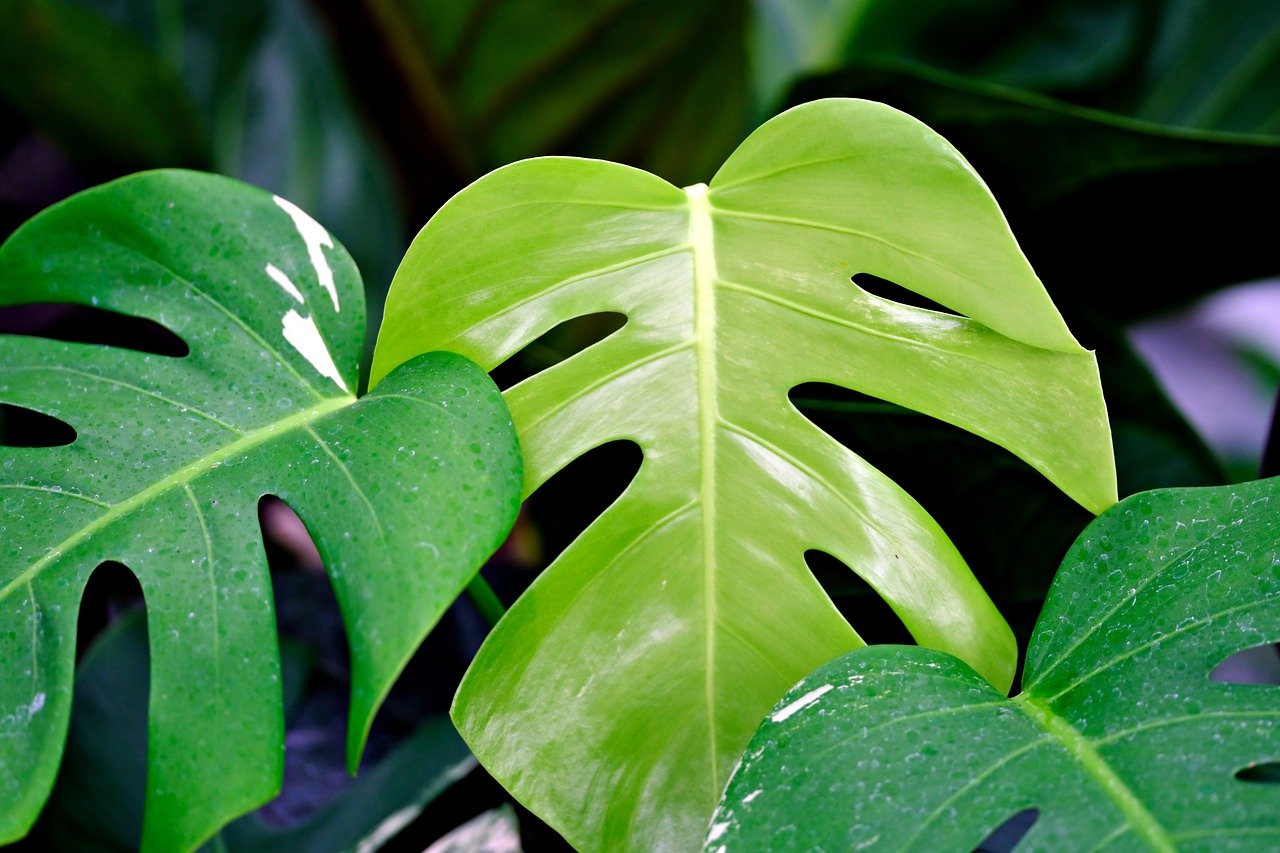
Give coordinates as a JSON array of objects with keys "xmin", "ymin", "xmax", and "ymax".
[{"xmin": 1, "ymin": 0, "xmax": 1277, "ymax": 849}]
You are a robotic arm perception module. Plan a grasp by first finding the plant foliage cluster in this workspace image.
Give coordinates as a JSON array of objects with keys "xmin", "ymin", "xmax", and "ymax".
[{"xmin": 0, "ymin": 0, "xmax": 1277, "ymax": 850}]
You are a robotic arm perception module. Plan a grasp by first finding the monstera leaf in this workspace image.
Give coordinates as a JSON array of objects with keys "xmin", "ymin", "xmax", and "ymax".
[
  {"xmin": 372, "ymin": 98, "xmax": 1116, "ymax": 849},
  {"xmin": 0, "ymin": 170, "xmax": 523, "ymax": 850},
  {"xmin": 711, "ymin": 477, "xmax": 1280, "ymax": 849},
  {"xmin": 788, "ymin": 60, "xmax": 1280, "ymax": 321},
  {"xmin": 38, "ymin": 609, "xmax": 479, "ymax": 852}
]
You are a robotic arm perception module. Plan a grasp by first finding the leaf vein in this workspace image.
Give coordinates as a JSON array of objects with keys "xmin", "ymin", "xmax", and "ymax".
[
  {"xmin": 182, "ymin": 483, "xmax": 220, "ymax": 690},
  {"xmin": 899, "ymin": 735, "xmax": 1051, "ymax": 847},
  {"xmin": 1030, "ymin": 515, "xmax": 1255, "ymax": 687},
  {"xmin": 1042, "ymin": 597, "xmax": 1277, "ymax": 702},
  {"xmin": 0, "ymin": 397, "xmax": 352, "ymax": 605},
  {"xmin": 0, "ymin": 484, "xmax": 110, "ymax": 509},
  {"xmin": 304, "ymin": 424, "xmax": 386, "ymax": 541},
  {"xmin": 0, "ymin": 364, "xmax": 243, "ymax": 435}
]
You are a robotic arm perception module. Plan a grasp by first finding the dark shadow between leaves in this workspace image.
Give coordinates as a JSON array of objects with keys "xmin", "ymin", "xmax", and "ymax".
[
  {"xmin": 255, "ymin": 495, "xmax": 363, "ymax": 827},
  {"xmin": 804, "ymin": 549, "xmax": 914, "ymax": 647},
  {"xmin": 490, "ymin": 311, "xmax": 626, "ymax": 391},
  {"xmin": 788, "ymin": 382, "xmax": 1090, "ymax": 657},
  {"xmin": 252, "ymin": 498, "xmax": 568, "ymax": 848},
  {"xmin": 1235, "ymin": 763, "xmax": 1280, "ymax": 784},
  {"xmin": 1210, "ymin": 643, "xmax": 1280, "ymax": 685},
  {"xmin": 974, "ymin": 807, "xmax": 1040, "ymax": 852},
  {"xmin": 0, "ymin": 302, "xmax": 189, "ymax": 357},
  {"xmin": 852, "ymin": 272, "xmax": 959, "ymax": 316},
  {"xmin": 0, "ymin": 402, "xmax": 76, "ymax": 447},
  {"xmin": 520, "ymin": 439, "xmax": 643, "ymax": 572}
]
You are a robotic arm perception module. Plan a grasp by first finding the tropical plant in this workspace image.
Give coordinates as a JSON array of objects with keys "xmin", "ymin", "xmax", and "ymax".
[
  {"xmin": 711, "ymin": 477, "xmax": 1280, "ymax": 850},
  {"xmin": 0, "ymin": 170, "xmax": 522, "ymax": 850},
  {"xmin": 2, "ymin": 0, "xmax": 1278, "ymax": 850},
  {"xmin": 372, "ymin": 97, "xmax": 1116, "ymax": 850}
]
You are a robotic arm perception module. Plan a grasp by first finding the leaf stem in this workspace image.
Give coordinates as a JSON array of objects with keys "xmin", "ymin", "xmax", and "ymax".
[{"xmin": 466, "ymin": 575, "xmax": 506, "ymax": 627}]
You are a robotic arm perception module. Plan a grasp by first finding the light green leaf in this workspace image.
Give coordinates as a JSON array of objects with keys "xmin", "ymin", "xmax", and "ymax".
[
  {"xmin": 787, "ymin": 59, "xmax": 1280, "ymax": 320},
  {"xmin": 372, "ymin": 98, "xmax": 1116, "ymax": 850},
  {"xmin": 0, "ymin": 170, "xmax": 522, "ymax": 850},
  {"xmin": 712, "ymin": 477, "xmax": 1280, "ymax": 850}
]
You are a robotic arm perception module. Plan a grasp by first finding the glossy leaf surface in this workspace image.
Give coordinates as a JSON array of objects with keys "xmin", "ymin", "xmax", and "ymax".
[
  {"xmin": 789, "ymin": 60, "xmax": 1280, "ymax": 322},
  {"xmin": 373, "ymin": 98, "xmax": 1116, "ymax": 850},
  {"xmin": 712, "ymin": 477, "xmax": 1280, "ymax": 850},
  {"xmin": 0, "ymin": 170, "xmax": 522, "ymax": 850}
]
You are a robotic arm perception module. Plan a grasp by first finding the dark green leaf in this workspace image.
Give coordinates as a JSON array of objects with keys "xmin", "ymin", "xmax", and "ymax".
[
  {"xmin": 750, "ymin": 0, "xmax": 1021, "ymax": 107},
  {"xmin": 40, "ymin": 610, "xmax": 313, "ymax": 851},
  {"xmin": 0, "ymin": 170, "xmax": 522, "ymax": 850},
  {"xmin": 1129, "ymin": 0, "xmax": 1280, "ymax": 135},
  {"xmin": 761, "ymin": 0, "xmax": 1280, "ymax": 137},
  {"xmin": 0, "ymin": 0, "xmax": 209, "ymax": 170},
  {"xmin": 970, "ymin": 0, "xmax": 1158, "ymax": 98},
  {"xmin": 221, "ymin": 718, "xmax": 476, "ymax": 852},
  {"xmin": 39, "ymin": 609, "xmax": 477, "ymax": 853},
  {"xmin": 374, "ymin": 0, "xmax": 752, "ymax": 186},
  {"xmin": 8, "ymin": 0, "xmax": 406, "ymax": 305},
  {"xmin": 712, "ymin": 477, "xmax": 1280, "ymax": 849}
]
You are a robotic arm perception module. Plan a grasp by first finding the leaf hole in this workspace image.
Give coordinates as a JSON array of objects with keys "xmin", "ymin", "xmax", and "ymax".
[
  {"xmin": 490, "ymin": 312, "xmax": 626, "ymax": 391},
  {"xmin": 1235, "ymin": 762, "xmax": 1280, "ymax": 783},
  {"xmin": 523, "ymin": 440, "xmax": 643, "ymax": 573},
  {"xmin": 256, "ymin": 495, "xmax": 364, "ymax": 825},
  {"xmin": 789, "ymin": 380, "xmax": 910, "ymax": 416},
  {"xmin": 852, "ymin": 273, "xmax": 959, "ymax": 316},
  {"xmin": 1210, "ymin": 643, "xmax": 1280, "ymax": 685},
  {"xmin": 260, "ymin": 496, "xmax": 324, "ymax": 573},
  {"xmin": 0, "ymin": 303, "xmax": 189, "ymax": 357},
  {"xmin": 0, "ymin": 402, "xmax": 76, "ymax": 447},
  {"xmin": 256, "ymin": 495, "xmax": 473, "ymax": 829},
  {"xmin": 974, "ymin": 807, "xmax": 1040, "ymax": 852},
  {"xmin": 789, "ymin": 382, "xmax": 1089, "ymax": 653},
  {"xmin": 77, "ymin": 560, "xmax": 144, "ymax": 660},
  {"xmin": 49, "ymin": 605, "xmax": 150, "ymax": 850},
  {"xmin": 804, "ymin": 550, "xmax": 914, "ymax": 646}
]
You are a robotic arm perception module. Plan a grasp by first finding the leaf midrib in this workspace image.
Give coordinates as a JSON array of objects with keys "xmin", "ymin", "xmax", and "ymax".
[
  {"xmin": 0, "ymin": 395, "xmax": 353, "ymax": 603},
  {"xmin": 686, "ymin": 182, "xmax": 722, "ymax": 802},
  {"xmin": 1012, "ymin": 693, "xmax": 1175, "ymax": 851}
]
